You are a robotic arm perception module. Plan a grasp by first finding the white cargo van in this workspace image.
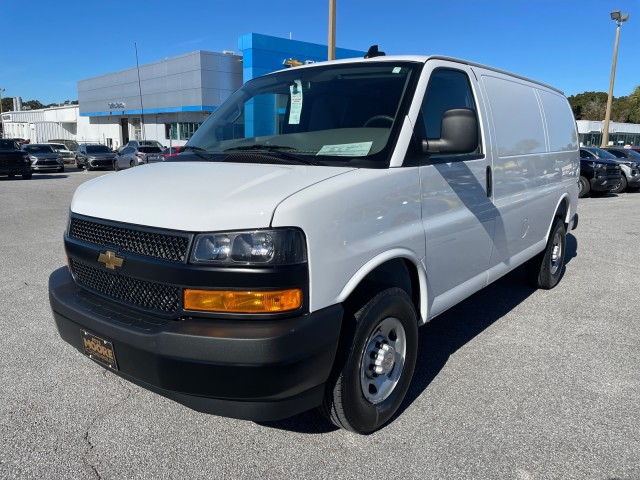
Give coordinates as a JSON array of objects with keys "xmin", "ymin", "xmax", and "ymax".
[{"xmin": 49, "ymin": 53, "xmax": 579, "ymax": 434}]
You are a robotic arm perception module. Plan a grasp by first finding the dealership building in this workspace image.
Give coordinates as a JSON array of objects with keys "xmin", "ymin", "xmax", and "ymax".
[
  {"xmin": 1, "ymin": 33, "xmax": 362, "ymax": 150},
  {"xmin": 3, "ymin": 34, "xmax": 640, "ymax": 151}
]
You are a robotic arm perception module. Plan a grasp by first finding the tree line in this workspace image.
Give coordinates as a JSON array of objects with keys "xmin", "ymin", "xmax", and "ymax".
[
  {"xmin": 1, "ymin": 98, "xmax": 78, "ymax": 112},
  {"xmin": 568, "ymin": 85, "xmax": 640, "ymax": 123}
]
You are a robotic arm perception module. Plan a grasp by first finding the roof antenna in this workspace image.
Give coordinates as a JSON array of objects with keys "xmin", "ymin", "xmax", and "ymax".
[{"xmin": 364, "ymin": 45, "xmax": 386, "ymax": 58}]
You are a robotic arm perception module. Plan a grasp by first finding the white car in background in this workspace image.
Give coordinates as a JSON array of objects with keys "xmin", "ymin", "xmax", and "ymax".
[{"xmin": 48, "ymin": 143, "xmax": 75, "ymax": 165}]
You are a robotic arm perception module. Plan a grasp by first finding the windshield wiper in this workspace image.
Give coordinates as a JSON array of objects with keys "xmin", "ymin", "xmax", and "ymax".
[{"xmin": 224, "ymin": 145, "xmax": 320, "ymax": 165}]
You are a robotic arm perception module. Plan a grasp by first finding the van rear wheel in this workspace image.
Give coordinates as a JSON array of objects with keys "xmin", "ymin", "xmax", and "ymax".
[
  {"xmin": 525, "ymin": 217, "xmax": 566, "ymax": 289},
  {"xmin": 321, "ymin": 287, "xmax": 418, "ymax": 434}
]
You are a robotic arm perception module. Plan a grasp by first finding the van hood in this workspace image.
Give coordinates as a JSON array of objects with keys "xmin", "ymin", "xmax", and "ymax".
[{"xmin": 71, "ymin": 162, "xmax": 355, "ymax": 231}]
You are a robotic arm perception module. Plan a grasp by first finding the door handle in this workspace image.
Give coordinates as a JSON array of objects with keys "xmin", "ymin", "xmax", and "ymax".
[{"xmin": 486, "ymin": 165, "xmax": 493, "ymax": 197}]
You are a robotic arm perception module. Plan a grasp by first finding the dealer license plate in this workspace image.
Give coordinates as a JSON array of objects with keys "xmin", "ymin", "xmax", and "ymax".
[{"xmin": 80, "ymin": 330, "xmax": 119, "ymax": 370}]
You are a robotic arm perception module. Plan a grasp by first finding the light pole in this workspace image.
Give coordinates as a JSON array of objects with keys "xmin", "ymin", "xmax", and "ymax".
[
  {"xmin": 328, "ymin": 0, "xmax": 336, "ymax": 60},
  {"xmin": 0, "ymin": 88, "xmax": 5, "ymax": 138},
  {"xmin": 601, "ymin": 10, "xmax": 629, "ymax": 148}
]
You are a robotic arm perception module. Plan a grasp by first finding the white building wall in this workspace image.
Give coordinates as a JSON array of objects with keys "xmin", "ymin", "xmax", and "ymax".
[
  {"xmin": 77, "ymin": 116, "xmax": 121, "ymax": 149},
  {"xmin": 1, "ymin": 105, "xmax": 78, "ymax": 143}
]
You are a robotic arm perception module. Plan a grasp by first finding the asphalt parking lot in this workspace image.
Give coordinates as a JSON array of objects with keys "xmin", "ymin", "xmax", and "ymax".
[{"xmin": 1, "ymin": 169, "xmax": 639, "ymax": 479}]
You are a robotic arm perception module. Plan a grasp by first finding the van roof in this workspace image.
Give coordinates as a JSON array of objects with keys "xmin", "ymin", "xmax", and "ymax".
[{"xmin": 271, "ymin": 55, "xmax": 564, "ymax": 95}]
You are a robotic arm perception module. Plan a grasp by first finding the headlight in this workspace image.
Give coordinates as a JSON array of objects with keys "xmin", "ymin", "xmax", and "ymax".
[{"xmin": 191, "ymin": 228, "xmax": 306, "ymax": 265}]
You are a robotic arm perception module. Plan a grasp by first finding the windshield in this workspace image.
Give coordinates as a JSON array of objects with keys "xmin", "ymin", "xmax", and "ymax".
[
  {"xmin": 24, "ymin": 145, "xmax": 55, "ymax": 153},
  {"xmin": 0, "ymin": 140, "xmax": 18, "ymax": 149},
  {"xmin": 86, "ymin": 145, "xmax": 112, "ymax": 153},
  {"xmin": 588, "ymin": 148, "xmax": 617, "ymax": 159},
  {"xmin": 139, "ymin": 146, "xmax": 162, "ymax": 153},
  {"xmin": 184, "ymin": 62, "xmax": 421, "ymax": 167}
]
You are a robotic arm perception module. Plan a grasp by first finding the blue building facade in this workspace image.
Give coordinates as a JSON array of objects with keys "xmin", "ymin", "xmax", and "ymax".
[{"xmin": 70, "ymin": 33, "xmax": 365, "ymax": 148}]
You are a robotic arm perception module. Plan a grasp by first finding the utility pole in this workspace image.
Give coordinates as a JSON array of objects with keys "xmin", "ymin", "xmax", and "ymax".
[
  {"xmin": 601, "ymin": 10, "xmax": 629, "ymax": 148},
  {"xmin": 328, "ymin": 0, "xmax": 336, "ymax": 60},
  {"xmin": 0, "ymin": 88, "xmax": 5, "ymax": 138}
]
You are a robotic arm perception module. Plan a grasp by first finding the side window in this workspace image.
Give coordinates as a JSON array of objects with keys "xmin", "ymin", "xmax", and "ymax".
[{"xmin": 422, "ymin": 69, "xmax": 477, "ymax": 141}]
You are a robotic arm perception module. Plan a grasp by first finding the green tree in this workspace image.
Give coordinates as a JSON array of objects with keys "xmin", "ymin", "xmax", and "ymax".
[
  {"xmin": 567, "ymin": 91, "xmax": 608, "ymax": 120},
  {"xmin": 23, "ymin": 99, "xmax": 45, "ymax": 110},
  {"xmin": 629, "ymin": 86, "xmax": 640, "ymax": 123},
  {"xmin": 1, "ymin": 97, "xmax": 12, "ymax": 113}
]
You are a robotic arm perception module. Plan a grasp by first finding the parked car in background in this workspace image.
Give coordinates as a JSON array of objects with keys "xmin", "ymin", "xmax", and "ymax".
[
  {"xmin": 161, "ymin": 146, "xmax": 184, "ymax": 158},
  {"xmin": 49, "ymin": 139, "xmax": 79, "ymax": 152},
  {"xmin": 579, "ymin": 148, "xmax": 622, "ymax": 197},
  {"xmin": 113, "ymin": 145, "xmax": 164, "ymax": 170},
  {"xmin": 23, "ymin": 144, "xmax": 64, "ymax": 173},
  {"xmin": 48, "ymin": 143, "xmax": 76, "ymax": 165},
  {"xmin": 118, "ymin": 140, "xmax": 165, "ymax": 152},
  {"xmin": 76, "ymin": 144, "xmax": 116, "ymax": 170},
  {"xmin": 5, "ymin": 138, "xmax": 30, "ymax": 148},
  {"xmin": 602, "ymin": 147, "xmax": 640, "ymax": 192},
  {"xmin": 582, "ymin": 146, "xmax": 638, "ymax": 194},
  {"xmin": 0, "ymin": 139, "xmax": 32, "ymax": 179}
]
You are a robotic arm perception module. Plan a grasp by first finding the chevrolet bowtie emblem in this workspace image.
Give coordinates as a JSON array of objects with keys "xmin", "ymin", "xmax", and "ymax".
[{"xmin": 98, "ymin": 251, "xmax": 124, "ymax": 270}]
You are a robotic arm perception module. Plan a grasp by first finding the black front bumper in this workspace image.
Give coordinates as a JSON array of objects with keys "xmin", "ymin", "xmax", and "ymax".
[{"xmin": 49, "ymin": 267, "xmax": 343, "ymax": 421}]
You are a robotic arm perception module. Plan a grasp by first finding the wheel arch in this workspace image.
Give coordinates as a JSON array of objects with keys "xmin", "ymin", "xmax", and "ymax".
[
  {"xmin": 336, "ymin": 250, "xmax": 428, "ymax": 326},
  {"xmin": 548, "ymin": 194, "xmax": 571, "ymax": 238}
]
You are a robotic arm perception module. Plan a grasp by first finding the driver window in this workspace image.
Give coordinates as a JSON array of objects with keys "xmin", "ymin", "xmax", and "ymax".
[{"xmin": 422, "ymin": 69, "xmax": 477, "ymax": 140}]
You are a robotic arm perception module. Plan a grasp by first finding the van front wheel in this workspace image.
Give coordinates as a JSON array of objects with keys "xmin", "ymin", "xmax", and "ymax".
[
  {"xmin": 525, "ymin": 217, "xmax": 566, "ymax": 289},
  {"xmin": 321, "ymin": 287, "xmax": 418, "ymax": 434}
]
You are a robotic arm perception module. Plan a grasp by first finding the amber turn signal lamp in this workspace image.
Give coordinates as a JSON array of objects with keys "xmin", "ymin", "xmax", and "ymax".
[{"xmin": 184, "ymin": 289, "xmax": 302, "ymax": 313}]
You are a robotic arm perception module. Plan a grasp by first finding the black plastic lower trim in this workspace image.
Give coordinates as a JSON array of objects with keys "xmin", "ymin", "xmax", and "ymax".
[{"xmin": 49, "ymin": 267, "xmax": 343, "ymax": 420}]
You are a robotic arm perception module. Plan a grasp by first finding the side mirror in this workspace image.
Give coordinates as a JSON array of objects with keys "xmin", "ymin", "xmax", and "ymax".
[{"xmin": 422, "ymin": 108, "xmax": 479, "ymax": 155}]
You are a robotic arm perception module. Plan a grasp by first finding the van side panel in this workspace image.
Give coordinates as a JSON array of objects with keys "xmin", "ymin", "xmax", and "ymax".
[{"xmin": 477, "ymin": 70, "xmax": 578, "ymax": 279}]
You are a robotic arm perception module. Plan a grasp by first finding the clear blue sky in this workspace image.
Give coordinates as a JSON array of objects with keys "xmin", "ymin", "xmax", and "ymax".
[{"xmin": 1, "ymin": 0, "xmax": 638, "ymax": 105}]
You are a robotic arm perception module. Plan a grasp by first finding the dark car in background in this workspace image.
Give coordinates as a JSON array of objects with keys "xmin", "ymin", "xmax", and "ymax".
[
  {"xmin": 23, "ymin": 144, "xmax": 64, "ymax": 173},
  {"xmin": 0, "ymin": 139, "xmax": 32, "ymax": 179},
  {"xmin": 76, "ymin": 144, "xmax": 116, "ymax": 170},
  {"xmin": 6, "ymin": 138, "xmax": 30, "ymax": 148},
  {"xmin": 579, "ymin": 148, "xmax": 622, "ymax": 198},
  {"xmin": 113, "ymin": 145, "xmax": 164, "ymax": 170},
  {"xmin": 603, "ymin": 147, "xmax": 640, "ymax": 192}
]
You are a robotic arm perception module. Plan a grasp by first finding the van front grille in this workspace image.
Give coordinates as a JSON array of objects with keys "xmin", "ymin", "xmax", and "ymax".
[
  {"xmin": 69, "ymin": 218, "xmax": 190, "ymax": 262},
  {"xmin": 71, "ymin": 259, "xmax": 180, "ymax": 314}
]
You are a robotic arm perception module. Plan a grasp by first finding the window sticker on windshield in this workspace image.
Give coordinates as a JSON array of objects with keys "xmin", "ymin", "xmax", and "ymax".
[
  {"xmin": 317, "ymin": 142, "xmax": 373, "ymax": 157},
  {"xmin": 392, "ymin": 67, "xmax": 402, "ymax": 74},
  {"xmin": 289, "ymin": 80, "xmax": 303, "ymax": 125}
]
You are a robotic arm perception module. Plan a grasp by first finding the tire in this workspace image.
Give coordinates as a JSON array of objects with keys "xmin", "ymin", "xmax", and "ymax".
[
  {"xmin": 113, "ymin": 160, "xmax": 119, "ymax": 171},
  {"xmin": 578, "ymin": 176, "xmax": 590, "ymax": 198},
  {"xmin": 321, "ymin": 287, "xmax": 418, "ymax": 434},
  {"xmin": 86, "ymin": 162, "xmax": 93, "ymax": 171},
  {"xmin": 525, "ymin": 217, "xmax": 566, "ymax": 289},
  {"xmin": 129, "ymin": 160, "xmax": 134, "ymax": 169},
  {"xmin": 58, "ymin": 165, "xmax": 65, "ymax": 173},
  {"xmin": 22, "ymin": 172, "xmax": 32, "ymax": 180},
  {"xmin": 76, "ymin": 157, "xmax": 84, "ymax": 169},
  {"xmin": 610, "ymin": 175, "xmax": 627, "ymax": 194}
]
